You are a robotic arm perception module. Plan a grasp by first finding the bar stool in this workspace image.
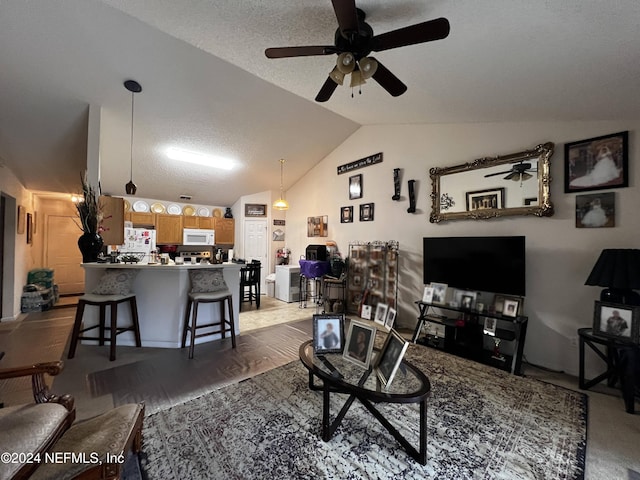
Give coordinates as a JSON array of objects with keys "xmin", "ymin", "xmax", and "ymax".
[
  {"xmin": 182, "ymin": 269, "xmax": 236, "ymax": 359},
  {"xmin": 67, "ymin": 293, "xmax": 141, "ymax": 361}
]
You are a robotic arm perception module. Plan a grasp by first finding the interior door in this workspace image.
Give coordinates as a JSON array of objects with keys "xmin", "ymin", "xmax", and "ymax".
[
  {"xmin": 45, "ymin": 214, "xmax": 84, "ymax": 295},
  {"xmin": 243, "ymin": 219, "xmax": 268, "ymax": 292}
]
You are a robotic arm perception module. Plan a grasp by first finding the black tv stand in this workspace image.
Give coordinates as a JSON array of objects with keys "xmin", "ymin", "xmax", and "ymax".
[{"xmin": 412, "ymin": 301, "xmax": 528, "ymax": 375}]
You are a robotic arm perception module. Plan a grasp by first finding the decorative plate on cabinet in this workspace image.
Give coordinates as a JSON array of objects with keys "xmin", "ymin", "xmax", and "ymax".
[
  {"xmin": 213, "ymin": 208, "xmax": 222, "ymax": 218},
  {"xmin": 132, "ymin": 200, "xmax": 150, "ymax": 212},
  {"xmin": 167, "ymin": 204, "xmax": 181, "ymax": 215},
  {"xmin": 182, "ymin": 205, "xmax": 196, "ymax": 216},
  {"xmin": 151, "ymin": 202, "xmax": 166, "ymax": 214},
  {"xmin": 124, "ymin": 199, "xmax": 131, "ymax": 212},
  {"xmin": 196, "ymin": 207, "xmax": 210, "ymax": 217}
]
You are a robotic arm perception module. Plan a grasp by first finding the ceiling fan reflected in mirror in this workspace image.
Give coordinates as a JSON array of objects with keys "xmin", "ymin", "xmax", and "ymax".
[
  {"xmin": 265, "ymin": 0, "xmax": 450, "ymax": 102},
  {"xmin": 484, "ymin": 161, "xmax": 538, "ymax": 182}
]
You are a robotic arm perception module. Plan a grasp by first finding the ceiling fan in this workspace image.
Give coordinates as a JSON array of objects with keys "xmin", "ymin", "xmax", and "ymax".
[
  {"xmin": 264, "ymin": 0, "xmax": 450, "ymax": 102},
  {"xmin": 484, "ymin": 161, "xmax": 538, "ymax": 181}
]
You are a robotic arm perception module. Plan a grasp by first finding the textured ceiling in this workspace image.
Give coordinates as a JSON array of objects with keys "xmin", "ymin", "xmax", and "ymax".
[{"xmin": 1, "ymin": 0, "xmax": 640, "ymax": 205}]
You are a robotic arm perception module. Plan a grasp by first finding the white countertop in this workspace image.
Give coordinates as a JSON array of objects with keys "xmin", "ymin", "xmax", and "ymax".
[{"xmin": 82, "ymin": 262, "xmax": 242, "ymax": 270}]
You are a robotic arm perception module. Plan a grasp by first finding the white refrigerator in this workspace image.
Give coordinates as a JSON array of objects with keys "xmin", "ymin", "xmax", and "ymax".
[
  {"xmin": 117, "ymin": 227, "xmax": 157, "ymax": 263},
  {"xmin": 275, "ymin": 265, "xmax": 300, "ymax": 303}
]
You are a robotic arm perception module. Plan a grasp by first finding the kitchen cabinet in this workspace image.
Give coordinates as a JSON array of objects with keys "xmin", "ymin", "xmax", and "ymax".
[
  {"xmin": 198, "ymin": 217, "xmax": 214, "ymax": 229},
  {"xmin": 183, "ymin": 216, "xmax": 198, "ymax": 228},
  {"xmin": 99, "ymin": 196, "xmax": 124, "ymax": 246},
  {"xmin": 213, "ymin": 218, "xmax": 234, "ymax": 244},
  {"xmin": 126, "ymin": 212, "xmax": 155, "ymax": 227},
  {"xmin": 156, "ymin": 214, "xmax": 183, "ymax": 244}
]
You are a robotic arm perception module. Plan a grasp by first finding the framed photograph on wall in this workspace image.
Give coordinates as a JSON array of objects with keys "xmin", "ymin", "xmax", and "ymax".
[
  {"xmin": 17, "ymin": 205, "xmax": 26, "ymax": 234},
  {"xmin": 375, "ymin": 329, "xmax": 409, "ymax": 389},
  {"xmin": 349, "ymin": 174, "xmax": 363, "ymax": 200},
  {"xmin": 564, "ymin": 131, "xmax": 628, "ymax": 193},
  {"xmin": 592, "ymin": 301, "xmax": 639, "ymax": 344},
  {"xmin": 466, "ymin": 188, "xmax": 505, "ymax": 211},
  {"xmin": 359, "ymin": 203, "xmax": 374, "ymax": 221},
  {"xmin": 343, "ymin": 319, "xmax": 376, "ymax": 369},
  {"xmin": 340, "ymin": 206, "xmax": 353, "ymax": 223},
  {"xmin": 313, "ymin": 314, "xmax": 345, "ymax": 354},
  {"xmin": 245, "ymin": 203, "xmax": 266, "ymax": 217},
  {"xmin": 307, "ymin": 215, "xmax": 328, "ymax": 237},
  {"xmin": 576, "ymin": 192, "xmax": 614, "ymax": 228}
]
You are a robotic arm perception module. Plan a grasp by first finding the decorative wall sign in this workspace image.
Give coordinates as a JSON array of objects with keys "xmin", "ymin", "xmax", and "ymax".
[
  {"xmin": 26, "ymin": 213, "xmax": 33, "ymax": 244},
  {"xmin": 273, "ymin": 219, "xmax": 285, "ymax": 226},
  {"xmin": 337, "ymin": 152, "xmax": 383, "ymax": 175},
  {"xmin": 407, "ymin": 179, "xmax": 416, "ymax": 213},
  {"xmin": 245, "ymin": 204, "xmax": 266, "ymax": 217},
  {"xmin": 307, "ymin": 215, "xmax": 328, "ymax": 237},
  {"xmin": 17, "ymin": 205, "xmax": 26, "ymax": 234},
  {"xmin": 392, "ymin": 168, "xmax": 401, "ymax": 201}
]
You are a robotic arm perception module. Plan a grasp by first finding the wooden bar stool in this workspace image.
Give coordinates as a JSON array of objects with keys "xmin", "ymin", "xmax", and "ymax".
[
  {"xmin": 67, "ymin": 293, "xmax": 141, "ymax": 361},
  {"xmin": 182, "ymin": 269, "xmax": 236, "ymax": 359}
]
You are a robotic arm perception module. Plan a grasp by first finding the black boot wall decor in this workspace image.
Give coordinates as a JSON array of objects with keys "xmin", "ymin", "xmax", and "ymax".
[
  {"xmin": 407, "ymin": 179, "xmax": 417, "ymax": 213},
  {"xmin": 392, "ymin": 168, "xmax": 401, "ymax": 201}
]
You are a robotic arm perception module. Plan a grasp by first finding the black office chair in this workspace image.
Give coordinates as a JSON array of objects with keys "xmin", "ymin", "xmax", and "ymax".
[{"xmin": 240, "ymin": 261, "xmax": 261, "ymax": 309}]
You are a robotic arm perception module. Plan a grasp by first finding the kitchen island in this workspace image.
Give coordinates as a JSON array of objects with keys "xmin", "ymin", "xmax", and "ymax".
[{"xmin": 81, "ymin": 262, "xmax": 242, "ymax": 348}]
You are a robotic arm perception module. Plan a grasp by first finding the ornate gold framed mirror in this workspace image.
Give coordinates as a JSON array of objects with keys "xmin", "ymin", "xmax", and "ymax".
[{"xmin": 429, "ymin": 142, "xmax": 554, "ymax": 223}]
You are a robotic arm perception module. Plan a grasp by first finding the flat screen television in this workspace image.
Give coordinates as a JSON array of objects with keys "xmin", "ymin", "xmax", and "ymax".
[{"xmin": 423, "ymin": 236, "xmax": 526, "ymax": 296}]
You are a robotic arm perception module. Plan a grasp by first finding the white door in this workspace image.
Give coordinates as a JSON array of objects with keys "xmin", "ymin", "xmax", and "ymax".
[
  {"xmin": 45, "ymin": 214, "xmax": 85, "ymax": 294},
  {"xmin": 244, "ymin": 219, "xmax": 268, "ymax": 292}
]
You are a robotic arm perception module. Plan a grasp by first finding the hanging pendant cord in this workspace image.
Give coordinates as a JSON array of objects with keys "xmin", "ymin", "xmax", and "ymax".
[{"xmin": 130, "ymin": 91, "xmax": 135, "ymax": 182}]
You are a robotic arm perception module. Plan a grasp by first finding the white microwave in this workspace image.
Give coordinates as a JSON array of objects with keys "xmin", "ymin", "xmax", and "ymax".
[{"xmin": 183, "ymin": 228, "xmax": 215, "ymax": 246}]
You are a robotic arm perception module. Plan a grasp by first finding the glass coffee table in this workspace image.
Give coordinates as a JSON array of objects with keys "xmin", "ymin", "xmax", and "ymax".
[{"xmin": 299, "ymin": 340, "xmax": 431, "ymax": 465}]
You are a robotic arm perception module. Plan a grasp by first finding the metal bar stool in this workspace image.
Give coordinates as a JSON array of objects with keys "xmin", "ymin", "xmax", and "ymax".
[
  {"xmin": 67, "ymin": 293, "xmax": 141, "ymax": 361},
  {"xmin": 182, "ymin": 269, "xmax": 236, "ymax": 359}
]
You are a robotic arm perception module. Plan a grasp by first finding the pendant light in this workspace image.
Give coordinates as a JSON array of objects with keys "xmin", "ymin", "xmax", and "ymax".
[
  {"xmin": 273, "ymin": 158, "xmax": 289, "ymax": 211},
  {"xmin": 124, "ymin": 80, "xmax": 142, "ymax": 195}
]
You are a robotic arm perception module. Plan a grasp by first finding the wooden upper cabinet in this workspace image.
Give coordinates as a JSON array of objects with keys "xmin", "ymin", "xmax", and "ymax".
[
  {"xmin": 183, "ymin": 216, "xmax": 198, "ymax": 228},
  {"xmin": 99, "ymin": 196, "xmax": 125, "ymax": 246},
  {"xmin": 197, "ymin": 217, "xmax": 214, "ymax": 229},
  {"xmin": 126, "ymin": 211, "xmax": 155, "ymax": 227},
  {"xmin": 156, "ymin": 214, "xmax": 183, "ymax": 244},
  {"xmin": 213, "ymin": 218, "xmax": 234, "ymax": 244}
]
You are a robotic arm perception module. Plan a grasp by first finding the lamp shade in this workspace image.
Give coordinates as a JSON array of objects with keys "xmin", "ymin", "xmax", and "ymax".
[
  {"xmin": 359, "ymin": 57, "xmax": 378, "ymax": 79},
  {"xmin": 329, "ymin": 66, "xmax": 345, "ymax": 85},
  {"xmin": 585, "ymin": 249, "xmax": 640, "ymax": 305},
  {"xmin": 336, "ymin": 52, "xmax": 355, "ymax": 74}
]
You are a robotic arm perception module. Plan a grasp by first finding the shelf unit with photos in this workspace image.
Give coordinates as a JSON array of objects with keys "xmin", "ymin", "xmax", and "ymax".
[{"xmin": 412, "ymin": 300, "xmax": 528, "ymax": 375}]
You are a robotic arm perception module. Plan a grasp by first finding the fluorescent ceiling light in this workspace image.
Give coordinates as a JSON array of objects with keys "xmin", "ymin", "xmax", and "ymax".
[{"xmin": 166, "ymin": 147, "xmax": 234, "ymax": 170}]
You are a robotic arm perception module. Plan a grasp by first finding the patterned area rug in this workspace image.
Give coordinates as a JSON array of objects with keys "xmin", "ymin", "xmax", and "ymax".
[{"xmin": 141, "ymin": 344, "xmax": 587, "ymax": 479}]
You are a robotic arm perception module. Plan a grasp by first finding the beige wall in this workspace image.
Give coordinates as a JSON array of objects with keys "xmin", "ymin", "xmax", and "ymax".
[{"xmin": 284, "ymin": 120, "xmax": 639, "ymax": 375}]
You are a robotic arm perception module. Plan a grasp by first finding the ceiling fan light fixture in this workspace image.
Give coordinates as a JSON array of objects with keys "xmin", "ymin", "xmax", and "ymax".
[
  {"xmin": 359, "ymin": 57, "xmax": 378, "ymax": 79},
  {"xmin": 329, "ymin": 66, "xmax": 345, "ymax": 85},
  {"xmin": 336, "ymin": 52, "xmax": 355, "ymax": 74},
  {"xmin": 273, "ymin": 158, "xmax": 289, "ymax": 211},
  {"xmin": 124, "ymin": 79, "xmax": 142, "ymax": 196},
  {"xmin": 350, "ymin": 69, "xmax": 366, "ymax": 88}
]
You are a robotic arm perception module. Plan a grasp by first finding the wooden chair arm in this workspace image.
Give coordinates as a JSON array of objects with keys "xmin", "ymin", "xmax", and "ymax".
[{"xmin": 0, "ymin": 361, "xmax": 74, "ymax": 411}]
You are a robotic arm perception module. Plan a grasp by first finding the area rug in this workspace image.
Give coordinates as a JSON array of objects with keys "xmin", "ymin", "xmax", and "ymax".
[{"xmin": 140, "ymin": 345, "xmax": 587, "ymax": 479}]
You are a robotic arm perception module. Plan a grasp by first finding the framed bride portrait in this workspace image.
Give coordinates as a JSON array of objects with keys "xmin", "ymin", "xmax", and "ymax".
[
  {"xmin": 576, "ymin": 192, "xmax": 614, "ymax": 228},
  {"xmin": 564, "ymin": 131, "xmax": 628, "ymax": 193}
]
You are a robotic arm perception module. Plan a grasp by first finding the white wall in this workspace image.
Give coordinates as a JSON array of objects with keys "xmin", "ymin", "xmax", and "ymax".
[{"xmin": 285, "ymin": 120, "xmax": 639, "ymax": 375}]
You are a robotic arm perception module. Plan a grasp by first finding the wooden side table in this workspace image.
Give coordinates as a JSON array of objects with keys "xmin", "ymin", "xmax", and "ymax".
[{"xmin": 578, "ymin": 327, "xmax": 638, "ymax": 413}]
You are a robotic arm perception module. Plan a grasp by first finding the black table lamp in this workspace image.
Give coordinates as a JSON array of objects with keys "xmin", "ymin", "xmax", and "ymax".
[{"xmin": 585, "ymin": 249, "xmax": 640, "ymax": 305}]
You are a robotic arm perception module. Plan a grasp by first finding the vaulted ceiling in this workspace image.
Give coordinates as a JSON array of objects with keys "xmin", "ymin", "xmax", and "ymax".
[{"xmin": 1, "ymin": 0, "xmax": 639, "ymax": 205}]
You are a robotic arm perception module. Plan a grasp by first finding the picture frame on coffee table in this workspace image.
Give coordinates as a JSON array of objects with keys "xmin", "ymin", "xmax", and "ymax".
[
  {"xmin": 313, "ymin": 314, "xmax": 345, "ymax": 354},
  {"xmin": 344, "ymin": 319, "xmax": 376, "ymax": 369},
  {"xmin": 376, "ymin": 329, "xmax": 410, "ymax": 389}
]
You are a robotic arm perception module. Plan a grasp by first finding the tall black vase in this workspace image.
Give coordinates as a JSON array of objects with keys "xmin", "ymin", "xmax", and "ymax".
[{"xmin": 78, "ymin": 232, "xmax": 104, "ymax": 263}]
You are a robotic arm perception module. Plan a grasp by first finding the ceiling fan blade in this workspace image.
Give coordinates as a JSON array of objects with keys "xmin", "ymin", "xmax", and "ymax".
[
  {"xmin": 372, "ymin": 17, "xmax": 450, "ymax": 52},
  {"xmin": 315, "ymin": 77, "xmax": 338, "ymax": 102},
  {"xmin": 265, "ymin": 46, "xmax": 337, "ymax": 58},
  {"xmin": 331, "ymin": 0, "xmax": 359, "ymax": 37},
  {"xmin": 369, "ymin": 58, "xmax": 407, "ymax": 97},
  {"xmin": 484, "ymin": 170, "xmax": 512, "ymax": 178}
]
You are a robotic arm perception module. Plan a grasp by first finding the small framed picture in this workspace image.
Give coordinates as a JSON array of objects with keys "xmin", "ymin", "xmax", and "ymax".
[
  {"xmin": 245, "ymin": 203, "xmax": 267, "ymax": 217},
  {"xmin": 502, "ymin": 299, "xmax": 519, "ymax": 317},
  {"xmin": 430, "ymin": 282, "xmax": 448, "ymax": 305},
  {"xmin": 307, "ymin": 215, "xmax": 328, "ymax": 237},
  {"xmin": 454, "ymin": 290, "xmax": 477, "ymax": 310},
  {"xmin": 466, "ymin": 188, "xmax": 505, "ymax": 211},
  {"xmin": 492, "ymin": 294, "xmax": 524, "ymax": 315},
  {"xmin": 565, "ymin": 131, "xmax": 628, "ymax": 193},
  {"xmin": 359, "ymin": 203, "xmax": 374, "ymax": 222},
  {"xmin": 340, "ymin": 206, "xmax": 353, "ymax": 223},
  {"xmin": 361, "ymin": 305, "xmax": 372, "ymax": 320},
  {"xmin": 344, "ymin": 319, "xmax": 377, "ymax": 369},
  {"xmin": 592, "ymin": 301, "xmax": 639, "ymax": 344},
  {"xmin": 483, "ymin": 317, "xmax": 497, "ymax": 336},
  {"xmin": 576, "ymin": 192, "xmax": 614, "ymax": 228},
  {"xmin": 313, "ymin": 314, "xmax": 345, "ymax": 354},
  {"xmin": 385, "ymin": 308, "xmax": 397, "ymax": 330},
  {"xmin": 375, "ymin": 329, "xmax": 409, "ymax": 389},
  {"xmin": 422, "ymin": 286, "xmax": 434, "ymax": 303},
  {"xmin": 349, "ymin": 174, "xmax": 363, "ymax": 200},
  {"xmin": 374, "ymin": 303, "xmax": 388, "ymax": 326}
]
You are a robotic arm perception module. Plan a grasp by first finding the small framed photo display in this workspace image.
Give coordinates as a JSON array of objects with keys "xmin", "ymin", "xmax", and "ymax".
[
  {"xmin": 361, "ymin": 305, "xmax": 372, "ymax": 320},
  {"xmin": 466, "ymin": 188, "xmax": 505, "ymax": 211},
  {"xmin": 454, "ymin": 290, "xmax": 477, "ymax": 310},
  {"xmin": 422, "ymin": 286, "xmax": 434, "ymax": 303},
  {"xmin": 592, "ymin": 301, "xmax": 639, "ymax": 344},
  {"xmin": 502, "ymin": 299, "xmax": 520, "ymax": 318},
  {"xmin": 375, "ymin": 329, "xmax": 409, "ymax": 389},
  {"xmin": 359, "ymin": 203, "xmax": 374, "ymax": 222},
  {"xmin": 349, "ymin": 174, "xmax": 363, "ymax": 200},
  {"xmin": 313, "ymin": 314, "xmax": 345, "ymax": 354},
  {"xmin": 493, "ymin": 294, "xmax": 524, "ymax": 315},
  {"xmin": 340, "ymin": 206, "xmax": 353, "ymax": 223},
  {"xmin": 385, "ymin": 308, "xmax": 397, "ymax": 330},
  {"xmin": 565, "ymin": 131, "xmax": 628, "ymax": 193},
  {"xmin": 576, "ymin": 192, "xmax": 614, "ymax": 228},
  {"xmin": 483, "ymin": 317, "xmax": 497, "ymax": 336},
  {"xmin": 430, "ymin": 282, "xmax": 448, "ymax": 306},
  {"xmin": 344, "ymin": 319, "xmax": 377, "ymax": 369},
  {"xmin": 374, "ymin": 303, "xmax": 388, "ymax": 326},
  {"xmin": 307, "ymin": 215, "xmax": 328, "ymax": 237}
]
